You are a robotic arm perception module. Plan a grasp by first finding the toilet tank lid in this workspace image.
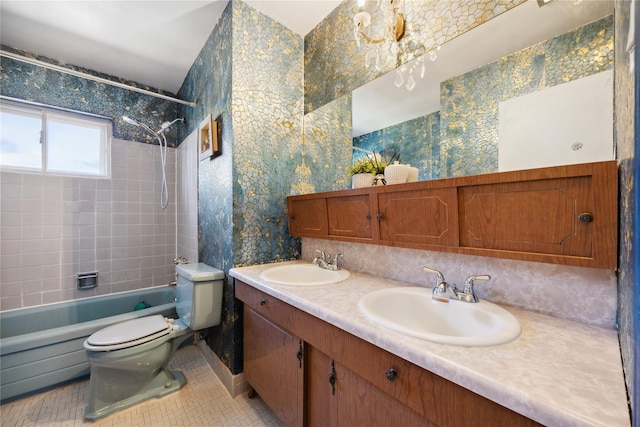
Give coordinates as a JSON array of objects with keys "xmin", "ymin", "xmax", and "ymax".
[{"xmin": 176, "ymin": 263, "xmax": 225, "ymax": 281}]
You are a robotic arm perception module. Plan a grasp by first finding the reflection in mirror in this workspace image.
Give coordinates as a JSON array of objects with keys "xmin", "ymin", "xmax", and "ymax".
[{"xmin": 352, "ymin": 0, "xmax": 614, "ymax": 180}]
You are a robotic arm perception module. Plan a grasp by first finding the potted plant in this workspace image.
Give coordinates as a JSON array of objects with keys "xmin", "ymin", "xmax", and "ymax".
[
  {"xmin": 348, "ymin": 153, "xmax": 388, "ymax": 188},
  {"xmin": 349, "ymin": 151, "xmax": 402, "ymax": 188}
]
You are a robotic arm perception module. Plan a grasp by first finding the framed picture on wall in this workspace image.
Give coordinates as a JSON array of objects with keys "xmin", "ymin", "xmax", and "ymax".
[{"xmin": 199, "ymin": 113, "xmax": 219, "ymax": 161}]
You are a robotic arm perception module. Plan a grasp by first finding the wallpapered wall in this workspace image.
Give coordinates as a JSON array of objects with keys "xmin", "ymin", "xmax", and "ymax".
[
  {"xmin": 614, "ymin": 0, "xmax": 636, "ymax": 413},
  {"xmin": 0, "ymin": 46, "xmax": 179, "ymax": 146},
  {"xmin": 177, "ymin": 1, "xmax": 314, "ymax": 374},
  {"xmin": 304, "ymin": 0, "xmax": 526, "ymax": 114}
]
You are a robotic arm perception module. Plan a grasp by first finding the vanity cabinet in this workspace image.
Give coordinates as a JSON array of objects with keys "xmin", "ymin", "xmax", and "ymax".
[
  {"xmin": 306, "ymin": 346, "xmax": 427, "ymax": 427},
  {"xmin": 287, "ymin": 161, "xmax": 617, "ymax": 269},
  {"xmin": 237, "ymin": 284, "xmax": 304, "ymax": 427},
  {"xmin": 235, "ymin": 280, "xmax": 543, "ymax": 427}
]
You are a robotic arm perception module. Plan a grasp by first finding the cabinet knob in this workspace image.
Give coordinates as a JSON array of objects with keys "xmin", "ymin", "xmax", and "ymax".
[
  {"xmin": 259, "ymin": 299, "xmax": 266, "ymax": 306},
  {"xmin": 290, "ymin": 214, "xmax": 296, "ymax": 220},
  {"xmin": 578, "ymin": 212, "xmax": 593, "ymax": 223},
  {"xmin": 385, "ymin": 368, "xmax": 397, "ymax": 382},
  {"xmin": 376, "ymin": 213, "xmax": 383, "ymax": 221},
  {"xmin": 366, "ymin": 213, "xmax": 371, "ymax": 220}
]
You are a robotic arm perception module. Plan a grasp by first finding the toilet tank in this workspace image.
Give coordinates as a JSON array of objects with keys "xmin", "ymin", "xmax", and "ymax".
[{"xmin": 175, "ymin": 263, "xmax": 225, "ymax": 330}]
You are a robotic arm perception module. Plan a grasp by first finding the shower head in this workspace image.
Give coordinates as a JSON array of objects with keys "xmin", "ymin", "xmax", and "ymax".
[
  {"xmin": 122, "ymin": 116, "xmax": 184, "ymax": 136},
  {"xmin": 122, "ymin": 115, "xmax": 157, "ymax": 137}
]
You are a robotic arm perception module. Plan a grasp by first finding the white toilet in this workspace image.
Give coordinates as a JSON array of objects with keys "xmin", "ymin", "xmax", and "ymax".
[{"xmin": 83, "ymin": 263, "xmax": 225, "ymax": 421}]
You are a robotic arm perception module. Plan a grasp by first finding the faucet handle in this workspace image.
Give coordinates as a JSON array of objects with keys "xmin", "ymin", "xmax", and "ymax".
[
  {"xmin": 463, "ymin": 275, "xmax": 490, "ymax": 292},
  {"xmin": 423, "ymin": 267, "xmax": 445, "ymax": 286},
  {"xmin": 314, "ymin": 249, "xmax": 327, "ymax": 263},
  {"xmin": 332, "ymin": 253, "xmax": 343, "ymax": 269}
]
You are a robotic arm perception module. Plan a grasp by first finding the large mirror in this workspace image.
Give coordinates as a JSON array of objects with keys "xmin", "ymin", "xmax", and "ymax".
[{"xmin": 352, "ymin": 0, "xmax": 615, "ymax": 180}]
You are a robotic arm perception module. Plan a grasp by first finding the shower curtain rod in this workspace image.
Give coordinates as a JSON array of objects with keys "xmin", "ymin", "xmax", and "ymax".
[{"xmin": 0, "ymin": 50, "xmax": 196, "ymax": 108}]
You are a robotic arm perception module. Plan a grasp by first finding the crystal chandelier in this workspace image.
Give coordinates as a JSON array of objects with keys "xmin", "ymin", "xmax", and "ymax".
[{"xmin": 353, "ymin": 0, "xmax": 440, "ymax": 91}]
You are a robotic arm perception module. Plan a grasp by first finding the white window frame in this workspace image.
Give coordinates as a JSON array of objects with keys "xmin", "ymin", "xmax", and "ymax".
[{"xmin": 0, "ymin": 98, "xmax": 112, "ymax": 179}]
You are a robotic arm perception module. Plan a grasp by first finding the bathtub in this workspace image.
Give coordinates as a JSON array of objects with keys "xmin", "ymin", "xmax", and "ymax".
[{"xmin": 0, "ymin": 286, "xmax": 177, "ymax": 401}]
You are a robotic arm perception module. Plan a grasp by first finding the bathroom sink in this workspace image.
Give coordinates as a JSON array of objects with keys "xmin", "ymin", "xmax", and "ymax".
[
  {"xmin": 358, "ymin": 287, "xmax": 520, "ymax": 346},
  {"xmin": 260, "ymin": 264, "xmax": 350, "ymax": 286}
]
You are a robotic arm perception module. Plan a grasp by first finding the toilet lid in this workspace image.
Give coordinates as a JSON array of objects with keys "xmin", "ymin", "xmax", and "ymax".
[{"xmin": 86, "ymin": 315, "xmax": 173, "ymax": 348}]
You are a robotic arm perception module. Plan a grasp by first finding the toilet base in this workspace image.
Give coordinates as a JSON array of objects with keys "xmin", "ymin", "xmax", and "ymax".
[{"xmin": 84, "ymin": 368, "xmax": 186, "ymax": 421}]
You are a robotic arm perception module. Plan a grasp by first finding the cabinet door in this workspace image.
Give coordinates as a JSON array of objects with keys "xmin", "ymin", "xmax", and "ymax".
[
  {"xmin": 327, "ymin": 194, "xmax": 373, "ymax": 239},
  {"xmin": 459, "ymin": 176, "xmax": 593, "ymax": 258},
  {"xmin": 377, "ymin": 187, "xmax": 458, "ymax": 247},
  {"xmin": 244, "ymin": 307, "xmax": 303, "ymax": 427},
  {"xmin": 288, "ymin": 197, "xmax": 328, "ymax": 237},
  {"xmin": 306, "ymin": 345, "xmax": 428, "ymax": 427}
]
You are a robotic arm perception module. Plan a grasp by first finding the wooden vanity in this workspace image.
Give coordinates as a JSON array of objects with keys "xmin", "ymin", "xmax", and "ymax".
[
  {"xmin": 236, "ymin": 278, "xmax": 543, "ymax": 426},
  {"xmin": 230, "ymin": 160, "xmax": 626, "ymax": 427},
  {"xmin": 287, "ymin": 161, "xmax": 618, "ymax": 269}
]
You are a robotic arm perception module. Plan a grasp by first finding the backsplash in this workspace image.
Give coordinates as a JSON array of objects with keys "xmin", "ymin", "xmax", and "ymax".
[{"xmin": 302, "ymin": 238, "xmax": 617, "ymax": 328}]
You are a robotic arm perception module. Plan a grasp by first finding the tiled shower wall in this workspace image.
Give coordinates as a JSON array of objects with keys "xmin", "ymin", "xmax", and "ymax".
[{"xmin": 0, "ymin": 139, "xmax": 177, "ymax": 311}]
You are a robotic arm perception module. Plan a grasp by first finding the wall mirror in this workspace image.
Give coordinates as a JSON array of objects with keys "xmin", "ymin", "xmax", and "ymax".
[{"xmin": 351, "ymin": 0, "xmax": 615, "ymax": 179}]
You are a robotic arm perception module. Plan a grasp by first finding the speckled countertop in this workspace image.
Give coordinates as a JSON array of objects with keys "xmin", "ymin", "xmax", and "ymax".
[{"xmin": 230, "ymin": 260, "xmax": 630, "ymax": 427}]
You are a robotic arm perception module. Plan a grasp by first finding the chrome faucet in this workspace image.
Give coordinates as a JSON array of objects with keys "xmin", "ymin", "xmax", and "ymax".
[
  {"xmin": 313, "ymin": 249, "xmax": 343, "ymax": 271},
  {"xmin": 423, "ymin": 267, "xmax": 490, "ymax": 303}
]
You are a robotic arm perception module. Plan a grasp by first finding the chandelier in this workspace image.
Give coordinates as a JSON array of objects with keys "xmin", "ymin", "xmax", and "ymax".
[{"xmin": 353, "ymin": 0, "xmax": 440, "ymax": 91}]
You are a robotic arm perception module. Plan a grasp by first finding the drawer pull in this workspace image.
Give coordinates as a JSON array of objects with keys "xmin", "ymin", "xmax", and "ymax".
[
  {"xmin": 385, "ymin": 368, "xmax": 397, "ymax": 382},
  {"xmin": 259, "ymin": 299, "xmax": 266, "ymax": 306}
]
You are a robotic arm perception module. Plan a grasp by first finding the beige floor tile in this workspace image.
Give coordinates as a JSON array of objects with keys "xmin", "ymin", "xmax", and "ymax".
[{"xmin": 0, "ymin": 345, "xmax": 283, "ymax": 427}]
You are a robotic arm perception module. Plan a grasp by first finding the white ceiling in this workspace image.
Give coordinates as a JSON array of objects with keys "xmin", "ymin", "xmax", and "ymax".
[{"xmin": 0, "ymin": 0, "xmax": 341, "ymax": 94}]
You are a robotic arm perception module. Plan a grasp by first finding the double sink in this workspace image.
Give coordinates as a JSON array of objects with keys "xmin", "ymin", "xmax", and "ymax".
[{"xmin": 259, "ymin": 263, "xmax": 521, "ymax": 347}]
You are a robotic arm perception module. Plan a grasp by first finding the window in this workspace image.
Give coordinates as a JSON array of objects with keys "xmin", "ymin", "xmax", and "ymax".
[{"xmin": 0, "ymin": 100, "xmax": 111, "ymax": 177}]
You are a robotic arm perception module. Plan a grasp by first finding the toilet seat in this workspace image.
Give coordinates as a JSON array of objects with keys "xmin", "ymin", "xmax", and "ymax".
[{"xmin": 84, "ymin": 315, "xmax": 175, "ymax": 351}]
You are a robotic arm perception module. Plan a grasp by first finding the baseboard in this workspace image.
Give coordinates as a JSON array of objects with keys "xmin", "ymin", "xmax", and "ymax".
[{"xmin": 196, "ymin": 340, "xmax": 248, "ymax": 398}]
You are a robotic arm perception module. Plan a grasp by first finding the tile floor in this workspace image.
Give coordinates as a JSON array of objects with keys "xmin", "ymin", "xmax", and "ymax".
[{"xmin": 0, "ymin": 345, "xmax": 283, "ymax": 427}]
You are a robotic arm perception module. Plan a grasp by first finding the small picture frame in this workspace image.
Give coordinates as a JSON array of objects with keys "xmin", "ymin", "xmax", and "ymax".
[{"xmin": 199, "ymin": 113, "xmax": 219, "ymax": 161}]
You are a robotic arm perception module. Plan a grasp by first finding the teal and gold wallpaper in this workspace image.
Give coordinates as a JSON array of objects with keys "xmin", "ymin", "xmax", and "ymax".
[
  {"xmin": 0, "ymin": 46, "xmax": 179, "ymax": 146},
  {"xmin": 300, "ymin": 94, "xmax": 353, "ymax": 194},
  {"xmin": 304, "ymin": 0, "xmax": 526, "ymax": 114},
  {"xmin": 613, "ymin": 0, "xmax": 636, "ymax": 412},
  {"xmin": 177, "ymin": 0, "xmax": 308, "ymax": 374}
]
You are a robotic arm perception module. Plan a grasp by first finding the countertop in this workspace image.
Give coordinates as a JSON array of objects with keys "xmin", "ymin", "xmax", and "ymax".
[{"xmin": 230, "ymin": 260, "xmax": 630, "ymax": 427}]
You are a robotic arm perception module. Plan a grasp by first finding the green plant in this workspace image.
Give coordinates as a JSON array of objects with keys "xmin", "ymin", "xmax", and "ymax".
[{"xmin": 348, "ymin": 151, "xmax": 401, "ymax": 177}]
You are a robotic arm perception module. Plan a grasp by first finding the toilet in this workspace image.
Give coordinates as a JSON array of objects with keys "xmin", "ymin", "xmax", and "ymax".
[{"xmin": 83, "ymin": 263, "xmax": 225, "ymax": 421}]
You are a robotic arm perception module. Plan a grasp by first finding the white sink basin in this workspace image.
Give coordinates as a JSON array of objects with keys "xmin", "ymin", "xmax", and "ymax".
[
  {"xmin": 358, "ymin": 287, "xmax": 520, "ymax": 346},
  {"xmin": 260, "ymin": 264, "xmax": 350, "ymax": 286}
]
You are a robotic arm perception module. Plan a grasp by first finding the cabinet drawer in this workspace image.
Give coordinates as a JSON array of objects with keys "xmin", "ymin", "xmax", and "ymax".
[{"xmin": 236, "ymin": 281, "xmax": 300, "ymax": 334}]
